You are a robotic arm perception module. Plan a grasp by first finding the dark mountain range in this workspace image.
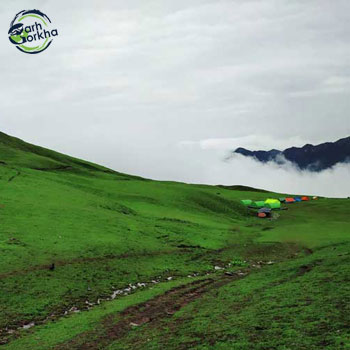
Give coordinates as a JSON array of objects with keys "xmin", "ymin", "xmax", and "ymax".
[{"xmin": 234, "ymin": 136, "xmax": 350, "ymax": 171}]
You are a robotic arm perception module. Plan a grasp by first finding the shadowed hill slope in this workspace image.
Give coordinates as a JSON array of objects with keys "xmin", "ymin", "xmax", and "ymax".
[{"xmin": 0, "ymin": 131, "xmax": 143, "ymax": 178}]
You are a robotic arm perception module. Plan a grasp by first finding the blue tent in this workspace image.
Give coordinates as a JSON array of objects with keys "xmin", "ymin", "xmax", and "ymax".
[{"xmin": 294, "ymin": 197, "xmax": 302, "ymax": 202}]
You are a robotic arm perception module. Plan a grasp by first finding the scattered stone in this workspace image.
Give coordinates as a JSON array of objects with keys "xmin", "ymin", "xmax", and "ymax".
[
  {"xmin": 130, "ymin": 317, "xmax": 150, "ymax": 326},
  {"xmin": 111, "ymin": 290, "xmax": 123, "ymax": 299},
  {"xmin": 22, "ymin": 322, "xmax": 35, "ymax": 330}
]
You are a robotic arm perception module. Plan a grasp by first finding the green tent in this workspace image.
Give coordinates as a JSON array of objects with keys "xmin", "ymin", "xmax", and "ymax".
[
  {"xmin": 241, "ymin": 200, "xmax": 253, "ymax": 206},
  {"xmin": 265, "ymin": 202, "xmax": 281, "ymax": 209},
  {"xmin": 264, "ymin": 198, "xmax": 281, "ymax": 209},
  {"xmin": 279, "ymin": 197, "xmax": 286, "ymax": 203},
  {"xmin": 251, "ymin": 201, "xmax": 266, "ymax": 209}
]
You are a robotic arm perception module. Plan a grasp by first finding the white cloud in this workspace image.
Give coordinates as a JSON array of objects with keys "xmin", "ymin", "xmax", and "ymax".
[
  {"xmin": 179, "ymin": 135, "xmax": 308, "ymax": 151},
  {"xmin": 137, "ymin": 147, "xmax": 350, "ymax": 198}
]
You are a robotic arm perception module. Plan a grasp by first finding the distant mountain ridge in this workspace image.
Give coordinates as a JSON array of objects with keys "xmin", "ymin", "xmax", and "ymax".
[{"xmin": 234, "ymin": 136, "xmax": 350, "ymax": 171}]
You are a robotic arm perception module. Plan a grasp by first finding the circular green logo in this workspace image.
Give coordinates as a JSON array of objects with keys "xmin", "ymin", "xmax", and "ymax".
[{"xmin": 8, "ymin": 10, "xmax": 58, "ymax": 54}]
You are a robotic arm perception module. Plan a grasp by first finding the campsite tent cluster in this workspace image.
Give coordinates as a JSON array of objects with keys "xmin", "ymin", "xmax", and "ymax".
[{"xmin": 241, "ymin": 196, "xmax": 318, "ymax": 218}]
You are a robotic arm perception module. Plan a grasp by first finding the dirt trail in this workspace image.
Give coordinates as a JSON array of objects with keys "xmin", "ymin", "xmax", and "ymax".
[{"xmin": 55, "ymin": 274, "xmax": 244, "ymax": 350}]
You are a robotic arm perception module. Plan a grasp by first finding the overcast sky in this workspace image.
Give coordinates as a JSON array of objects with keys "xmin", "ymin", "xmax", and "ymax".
[{"xmin": 1, "ymin": 0, "xmax": 350, "ymax": 196}]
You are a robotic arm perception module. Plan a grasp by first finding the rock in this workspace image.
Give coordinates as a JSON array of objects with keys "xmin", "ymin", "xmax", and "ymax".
[
  {"xmin": 130, "ymin": 317, "xmax": 150, "ymax": 327},
  {"xmin": 22, "ymin": 322, "xmax": 35, "ymax": 330}
]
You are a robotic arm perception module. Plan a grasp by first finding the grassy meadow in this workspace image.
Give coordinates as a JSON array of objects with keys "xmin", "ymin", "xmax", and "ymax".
[{"xmin": 0, "ymin": 131, "xmax": 349, "ymax": 349}]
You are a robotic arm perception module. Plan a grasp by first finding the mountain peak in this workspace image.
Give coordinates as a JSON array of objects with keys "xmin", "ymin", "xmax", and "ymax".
[{"xmin": 233, "ymin": 136, "xmax": 350, "ymax": 171}]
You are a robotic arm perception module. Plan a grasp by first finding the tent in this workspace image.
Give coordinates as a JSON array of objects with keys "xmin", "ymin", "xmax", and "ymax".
[
  {"xmin": 266, "ymin": 202, "xmax": 281, "ymax": 209},
  {"xmin": 241, "ymin": 200, "xmax": 253, "ymax": 206},
  {"xmin": 279, "ymin": 197, "xmax": 286, "ymax": 203},
  {"xmin": 264, "ymin": 199, "xmax": 281, "ymax": 209},
  {"xmin": 294, "ymin": 197, "xmax": 302, "ymax": 202},
  {"xmin": 313, "ymin": 196, "xmax": 318, "ymax": 200},
  {"xmin": 301, "ymin": 196, "xmax": 309, "ymax": 201},
  {"xmin": 285, "ymin": 198, "xmax": 295, "ymax": 203},
  {"xmin": 258, "ymin": 212, "xmax": 267, "ymax": 218},
  {"xmin": 265, "ymin": 198, "xmax": 278, "ymax": 204},
  {"xmin": 250, "ymin": 201, "xmax": 266, "ymax": 209}
]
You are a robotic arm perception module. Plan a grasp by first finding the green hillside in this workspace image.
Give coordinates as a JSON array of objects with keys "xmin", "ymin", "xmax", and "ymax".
[{"xmin": 0, "ymin": 131, "xmax": 349, "ymax": 350}]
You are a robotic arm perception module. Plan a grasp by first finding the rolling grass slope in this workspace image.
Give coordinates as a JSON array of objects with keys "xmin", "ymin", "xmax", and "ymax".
[{"xmin": 0, "ymin": 131, "xmax": 349, "ymax": 349}]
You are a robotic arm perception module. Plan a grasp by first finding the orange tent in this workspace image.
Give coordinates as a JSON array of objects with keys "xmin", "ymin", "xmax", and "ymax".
[
  {"xmin": 258, "ymin": 212, "xmax": 267, "ymax": 218},
  {"xmin": 285, "ymin": 198, "xmax": 295, "ymax": 203},
  {"xmin": 301, "ymin": 196, "xmax": 309, "ymax": 201}
]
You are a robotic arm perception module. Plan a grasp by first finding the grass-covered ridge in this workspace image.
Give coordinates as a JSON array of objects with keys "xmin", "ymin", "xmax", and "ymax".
[{"xmin": 0, "ymin": 131, "xmax": 349, "ymax": 349}]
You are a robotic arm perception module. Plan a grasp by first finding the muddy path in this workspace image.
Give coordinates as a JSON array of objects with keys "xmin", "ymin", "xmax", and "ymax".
[
  {"xmin": 54, "ymin": 273, "xmax": 246, "ymax": 350},
  {"xmin": 0, "ymin": 255, "xmax": 282, "ymax": 345}
]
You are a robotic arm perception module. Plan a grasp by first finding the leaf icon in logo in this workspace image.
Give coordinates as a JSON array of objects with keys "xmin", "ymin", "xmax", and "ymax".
[{"xmin": 8, "ymin": 23, "xmax": 27, "ymax": 45}]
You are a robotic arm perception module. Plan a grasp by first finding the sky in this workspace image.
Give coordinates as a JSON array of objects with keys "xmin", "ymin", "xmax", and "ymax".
[{"xmin": 1, "ymin": 0, "xmax": 350, "ymax": 197}]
